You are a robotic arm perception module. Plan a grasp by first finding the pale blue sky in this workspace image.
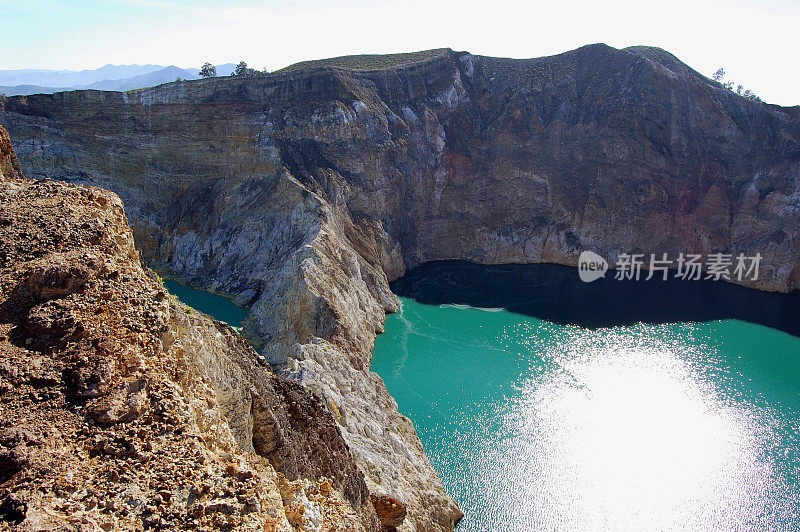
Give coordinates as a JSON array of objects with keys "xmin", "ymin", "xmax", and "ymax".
[{"xmin": 2, "ymin": 0, "xmax": 798, "ymax": 105}]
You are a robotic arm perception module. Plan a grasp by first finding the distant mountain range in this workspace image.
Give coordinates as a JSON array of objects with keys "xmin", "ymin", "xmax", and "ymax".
[{"xmin": 0, "ymin": 63, "xmax": 237, "ymax": 96}]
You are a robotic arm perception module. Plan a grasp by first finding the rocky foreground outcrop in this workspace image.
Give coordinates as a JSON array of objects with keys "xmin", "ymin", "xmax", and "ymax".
[
  {"xmin": 2, "ymin": 44, "xmax": 800, "ymax": 530},
  {"xmin": 0, "ymin": 126, "xmax": 23, "ymax": 182},
  {"xmin": 0, "ymin": 129, "xmax": 386, "ymax": 530}
]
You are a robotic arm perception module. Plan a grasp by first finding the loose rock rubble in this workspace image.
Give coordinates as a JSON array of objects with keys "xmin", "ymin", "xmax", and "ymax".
[{"xmin": 0, "ymin": 131, "xmax": 384, "ymax": 531}]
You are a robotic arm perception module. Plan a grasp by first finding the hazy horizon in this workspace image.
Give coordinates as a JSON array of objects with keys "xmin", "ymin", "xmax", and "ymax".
[{"xmin": 3, "ymin": 0, "xmax": 798, "ymax": 106}]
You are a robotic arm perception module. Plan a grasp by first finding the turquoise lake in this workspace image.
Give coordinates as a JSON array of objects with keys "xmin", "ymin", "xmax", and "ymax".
[
  {"xmin": 163, "ymin": 279, "xmax": 249, "ymax": 328},
  {"xmin": 371, "ymin": 262, "xmax": 800, "ymax": 530}
]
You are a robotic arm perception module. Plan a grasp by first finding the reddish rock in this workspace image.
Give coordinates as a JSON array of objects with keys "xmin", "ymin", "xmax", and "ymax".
[
  {"xmin": 0, "ymin": 124, "xmax": 23, "ymax": 181},
  {"xmin": 370, "ymin": 493, "xmax": 407, "ymax": 529}
]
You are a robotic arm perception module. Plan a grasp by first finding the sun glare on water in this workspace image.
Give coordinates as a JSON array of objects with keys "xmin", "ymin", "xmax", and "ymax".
[
  {"xmin": 374, "ymin": 300, "xmax": 800, "ymax": 531},
  {"xmin": 464, "ymin": 326, "xmax": 800, "ymax": 530},
  {"xmin": 465, "ymin": 327, "xmax": 794, "ymax": 530}
]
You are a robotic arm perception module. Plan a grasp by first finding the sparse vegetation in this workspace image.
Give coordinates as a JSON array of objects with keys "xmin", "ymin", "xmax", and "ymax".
[
  {"xmin": 277, "ymin": 48, "xmax": 449, "ymax": 73},
  {"xmin": 712, "ymin": 67, "xmax": 762, "ymax": 102},
  {"xmin": 199, "ymin": 62, "xmax": 217, "ymax": 78},
  {"xmin": 234, "ymin": 61, "xmax": 249, "ymax": 76},
  {"xmin": 232, "ymin": 61, "xmax": 268, "ymax": 77}
]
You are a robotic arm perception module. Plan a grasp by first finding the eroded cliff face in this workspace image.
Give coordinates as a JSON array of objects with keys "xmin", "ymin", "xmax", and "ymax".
[
  {"xmin": 3, "ymin": 44, "xmax": 800, "ymax": 530},
  {"xmin": 0, "ymin": 125, "xmax": 23, "ymax": 181},
  {"xmin": 0, "ymin": 142, "xmax": 381, "ymax": 531}
]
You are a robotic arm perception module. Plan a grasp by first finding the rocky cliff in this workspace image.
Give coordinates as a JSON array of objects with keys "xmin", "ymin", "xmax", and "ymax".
[
  {"xmin": 0, "ymin": 129, "xmax": 386, "ymax": 530},
  {"xmin": 2, "ymin": 44, "xmax": 800, "ymax": 530},
  {"xmin": 0, "ymin": 125, "xmax": 23, "ymax": 182}
]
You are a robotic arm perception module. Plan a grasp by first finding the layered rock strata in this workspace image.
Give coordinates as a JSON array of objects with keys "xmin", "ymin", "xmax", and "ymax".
[{"xmin": 3, "ymin": 44, "xmax": 800, "ymax": 530}]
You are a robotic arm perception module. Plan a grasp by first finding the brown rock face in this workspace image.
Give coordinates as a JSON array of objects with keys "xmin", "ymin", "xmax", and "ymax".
[
  {"xmin": 370, "ymin": 493, "xmax": 407, "ymax": 529},
  {"xmin": 2, "ymin": 45, "xmax": 799, "ymax": 530},
  {"xmin": 0, "ymin": 123, "xmax": 23, "ymax": 181},
  {"xmin": 0, "ymin": 152, "xmax": 378, "ymax": 530},
  {"xmin": 3, "ymin": 46, "xmax": 800, "ymax": 295}
]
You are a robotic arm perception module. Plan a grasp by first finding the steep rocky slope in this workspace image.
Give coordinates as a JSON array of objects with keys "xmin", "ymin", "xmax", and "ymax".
[
  {"xmin": 0, "ymin": 126, "xmax": 23, "ymax": 182},
  {"xmin": 2, "ymin": 44, "xmax": 800, "ymax": 530},
  {"xmin": 0, "ymin": 130, "xmax": 384, "ymax": 530}
]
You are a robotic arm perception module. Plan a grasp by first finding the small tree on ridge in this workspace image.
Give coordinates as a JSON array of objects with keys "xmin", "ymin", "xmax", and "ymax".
[
  {"xmin": 234, "ymin": 61, "xmax": 249, "ymax": 76},
  {"xmin": 199, "ymin": 62, "xmax": 217, "ymax": 78}
]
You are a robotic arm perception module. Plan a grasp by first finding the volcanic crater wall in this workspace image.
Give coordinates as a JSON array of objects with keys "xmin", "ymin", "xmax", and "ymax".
[
  {"xmin": 0, "ymin": 139, "xmax": 383, "ymax": 531},
  {"xmin": 3, "ymin": 44, "xmax": 800, "ymax": 531}
]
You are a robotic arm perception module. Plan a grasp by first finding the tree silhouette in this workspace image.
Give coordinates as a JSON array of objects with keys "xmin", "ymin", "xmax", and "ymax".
[
  {"xmin": 199, "ymin": 62, "xmax": 217, "ymax": 78},
  {"xmin": 712, "ymin": 67, "xmax": 762, "ymax": 102},
  {"xmin": 234, "ymin": 61, "xmax": 249, "ymax": 76}
]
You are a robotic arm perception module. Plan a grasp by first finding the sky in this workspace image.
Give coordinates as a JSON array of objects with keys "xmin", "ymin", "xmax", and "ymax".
[{"xmin": 2, "ymin": 0, "xmax": 798, "ymax": 106}]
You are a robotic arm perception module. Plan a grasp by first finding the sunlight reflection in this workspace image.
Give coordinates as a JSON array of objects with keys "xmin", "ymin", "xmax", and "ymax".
[{"xmin": 469, "ymin": 327, "xmax": 799, "ymax": 530}]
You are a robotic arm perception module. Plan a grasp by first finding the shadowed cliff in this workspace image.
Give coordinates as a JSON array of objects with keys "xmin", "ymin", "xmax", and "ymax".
[
  {"xmin": 3, "ymin": 44, "xmax": 799, "ymax": 294},
  {"xmin": 392, "ymin": 261, "xmax": 800, "ymax": 338},
  {"xmin": 2, "ymin": 44, "xmax": 800, "ymax": 530}
]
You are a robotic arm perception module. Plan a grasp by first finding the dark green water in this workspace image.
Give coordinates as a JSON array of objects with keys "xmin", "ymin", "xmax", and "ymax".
[
  {"xmin": 371, "ymin": 262, "xmax": 800, "ymax": 530},
  {"xmin": 163, "ymin": 279, "xmax": 248, "ymax": 328}
]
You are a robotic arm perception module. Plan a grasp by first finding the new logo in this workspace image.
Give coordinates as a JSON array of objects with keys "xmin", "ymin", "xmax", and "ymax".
[{"xmin": 578, "ymin": 251, "xmax": 608, "ymax": 283}]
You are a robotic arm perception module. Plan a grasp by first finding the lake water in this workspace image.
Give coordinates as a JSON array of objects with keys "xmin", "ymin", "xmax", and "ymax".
[
  {"xmin": 163, "ymin": 279, "xmax": 249, "ymax": 328},
  {"xmin": 371, "ymin": 261, "xmax": 800, "ymax": 531}
]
